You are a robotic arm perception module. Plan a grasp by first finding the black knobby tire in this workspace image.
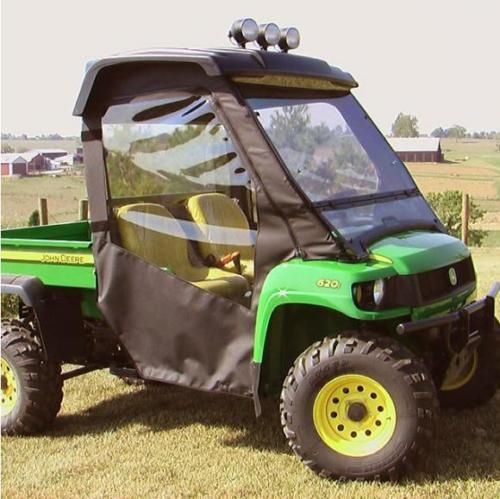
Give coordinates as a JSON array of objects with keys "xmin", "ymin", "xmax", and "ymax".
[
  {"xmin": 438, "ymin": 326, "xmax": 498, "ymax": 409},
  {"xmin": 280, "ymin": 333, "xmax": 438, "ymax": 481},
  {"xmin": 1, "ymin": 320, "xmax": 63, "ymax": 435},
  {"xmin": 494, "ymin": 319, "xmax": 500, "ymax": 386},
  {"xmin": 119, "ymin": 376, "xmax": 145, "ymax": 386}
]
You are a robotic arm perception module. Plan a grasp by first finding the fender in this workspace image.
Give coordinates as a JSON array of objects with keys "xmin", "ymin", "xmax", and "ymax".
[
  {"xmin": 250, "ymin": 258, "xmax": 409, "ymax": 416},
  {"xmin": 253, "ymin": 258, "xmax": 407, "ymax": 363},
  {"xmin": 1, "ymin": 274, "xmax": 86, "ymax": 362}
]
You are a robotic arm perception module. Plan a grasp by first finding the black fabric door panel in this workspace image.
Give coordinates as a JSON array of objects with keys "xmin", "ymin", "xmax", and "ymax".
[{"xmin": 95, "ymin": 235, "xmax": 254, "ymax": 396}]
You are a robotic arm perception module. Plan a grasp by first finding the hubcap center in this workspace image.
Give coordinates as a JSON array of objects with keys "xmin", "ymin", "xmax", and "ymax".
[{"xmin": 347, "ymin": 402, "xmax": 367, "ymax": 422}]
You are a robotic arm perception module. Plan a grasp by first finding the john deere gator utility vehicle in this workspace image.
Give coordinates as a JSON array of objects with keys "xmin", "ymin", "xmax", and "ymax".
[{"xmin": 2, "ymin": 19, "xmax": 499, "ymax": 481}]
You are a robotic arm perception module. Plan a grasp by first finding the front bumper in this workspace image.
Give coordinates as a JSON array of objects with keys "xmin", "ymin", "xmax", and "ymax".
[{"xmin": 396, "ymin": 282, "xmax": 499, "ymax": 352}]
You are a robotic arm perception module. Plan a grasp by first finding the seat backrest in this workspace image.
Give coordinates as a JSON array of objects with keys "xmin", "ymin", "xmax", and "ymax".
[
  {"xmin": 186, "ymin": 193, "xmax": 254, "ymax": 261},
  {"xmin": 116, "ymin": 203, "xmax": 193, "ymax": 275}
]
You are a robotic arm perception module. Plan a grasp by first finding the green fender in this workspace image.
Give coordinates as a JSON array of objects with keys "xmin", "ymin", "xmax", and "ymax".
[
  {"xmin": 253, "ymin": 231, "xmax": 472, "ymax": 363},
  {"xmin": 252, "ymin": 257, "xmax": 407, "ymax": 363}
]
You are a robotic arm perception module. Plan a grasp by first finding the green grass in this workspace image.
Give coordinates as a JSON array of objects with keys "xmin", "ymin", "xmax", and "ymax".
[
  {"xmin": 1, "ymin": 249, "xmax": 499, "ymax": 498},
  {"xmin": 1, "ymin": 175, "xmax": 87, "ymax": 228},
  {"xmin": 483, "ymin": 230, "xmax": 500, "ymax": 247}
]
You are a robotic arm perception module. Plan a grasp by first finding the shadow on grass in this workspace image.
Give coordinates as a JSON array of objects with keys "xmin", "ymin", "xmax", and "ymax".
[
  {"xmin": 50, "ymin": 381, "xmax": 500, "ymax": 482},
  {"xmin": 53, "ymin": 383, "xmax": 287, "ymax": 453}
]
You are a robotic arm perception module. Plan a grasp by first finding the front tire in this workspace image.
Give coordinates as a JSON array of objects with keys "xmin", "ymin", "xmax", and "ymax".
[
  {"xmin": 1, "ymin": 320, "xmax": 63, "ymax": 435},
  {"xmin": 280, "ymin": 333, "xmax": 438, "ymax": 481}
]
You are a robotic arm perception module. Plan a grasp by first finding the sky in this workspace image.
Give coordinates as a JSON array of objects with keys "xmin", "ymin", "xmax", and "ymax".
[{"xmin": 1, "ymin": 0, "xmax": 499, "ymax": 136}]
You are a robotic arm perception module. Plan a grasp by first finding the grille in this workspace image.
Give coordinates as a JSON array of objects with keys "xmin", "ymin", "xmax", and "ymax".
[{"xmin": 417, "ymin": 256, "xmax": 475, "ymax": 303}]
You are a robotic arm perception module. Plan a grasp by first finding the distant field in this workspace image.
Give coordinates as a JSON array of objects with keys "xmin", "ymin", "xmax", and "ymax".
[
  {"xmin": 1, "ymin": 138, "xmax": 499, "ymax": 235},
  {"xmin": 1, "ymin": 175, "xmax": 86, "ymax": 228},
  {"xmin": 407, "ymin": 138, "xmax": 500, "ymax": 231},
  {"xmin": 3, "ymin": 139, "xmax": 79, "ymax": 154}
]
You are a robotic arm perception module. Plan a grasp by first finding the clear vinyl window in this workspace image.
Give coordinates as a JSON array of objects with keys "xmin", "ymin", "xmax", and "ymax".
[
  {"xmin": 247, "ymin": 95, "xmax": 437, "ymax": 243},
  {"xmin": 103, "ymin": 93, "xmax": 251, "ymax": 197},
  {"xmin": 101, "ymin": 92, "xmax": 256, "ymax": 301}
]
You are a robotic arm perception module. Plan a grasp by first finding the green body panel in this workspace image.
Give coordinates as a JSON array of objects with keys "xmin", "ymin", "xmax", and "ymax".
[
  {"xmin": 81, "ymin": 290, "xmax": 101, "ymax": 318},
  {"xmin": 253, "ymin": 231, "xmax": 473, "ymax": 362},
  {"xmin": 1, "ymin": 221, "xmax": 96, "ymax": 290},
  {"xmin": 1, "ymin": 221, "xmax": 92, "ymax": 244},
  {"xmin": 370, "ymin": 231, "xmax": 470, "ymax": 274},
  {"xmin": 1, "ymin": 222, "xmax": 476, "ymax": 362}
]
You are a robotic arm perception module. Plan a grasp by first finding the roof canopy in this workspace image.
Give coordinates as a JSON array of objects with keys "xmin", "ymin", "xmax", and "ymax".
[{"xmin": 73, "ymin": 48, "xmax": 357, "ymax": 116}]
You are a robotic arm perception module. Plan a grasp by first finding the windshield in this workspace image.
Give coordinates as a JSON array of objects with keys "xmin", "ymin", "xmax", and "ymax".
[{"xmin": 247, "ymin": 94, "xmax": 439, "ymax": 245}]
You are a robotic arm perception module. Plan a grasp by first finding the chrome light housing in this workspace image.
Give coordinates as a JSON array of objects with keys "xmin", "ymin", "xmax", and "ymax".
[
  {"xmin": 257, "ymin": 23, "xmax": 281, "ymax": 49},
  {"xmin": 229, "ymin": 18, "xmax": 259, "ymax": 47},
  {"xmin": 278, "ymin": 27, "xmax": 300, "ymax": 52}
]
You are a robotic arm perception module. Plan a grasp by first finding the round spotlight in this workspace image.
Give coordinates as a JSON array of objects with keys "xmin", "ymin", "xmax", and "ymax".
[
  {"xmin": 257, "ymin": 23, "xmax": 281, "ymax": 49},
  {"xmin": 278, "ymin": 27, "xmax": 300, "ymax": 52},
  {"xmin": 229, "ymin": 18, "xmax": 259, "ymax": 47}
]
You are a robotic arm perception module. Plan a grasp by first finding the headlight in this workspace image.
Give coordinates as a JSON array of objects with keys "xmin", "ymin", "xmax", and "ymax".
[
  {"xmin": 353, "ymin": 278, "xmax": 388, "ymax": 310},
  {"xmin": 373, "ymin": 278, "xmax": 385, "ymax": 306}
]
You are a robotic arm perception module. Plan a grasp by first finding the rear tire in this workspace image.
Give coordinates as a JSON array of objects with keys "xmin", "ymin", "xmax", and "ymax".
[
  {"xmin": 1, "ymin": 320, "xmax": 63, "ymax": 435},
  {"xmin": 494, "ymin": 319, "xmax": 500, "ymax": 386},
  {"xmin": 280, "ymin": 333, "xmax": 438, "ymax": 481},
  {"xmin": 439, "ymin": 329, "xmax": 497, "ymax": 409}
]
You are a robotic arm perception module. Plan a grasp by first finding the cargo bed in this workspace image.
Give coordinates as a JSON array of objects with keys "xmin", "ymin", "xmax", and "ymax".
[{"xmin": 1, "ymin": 221, "xmax": 95, "ymax": 289}]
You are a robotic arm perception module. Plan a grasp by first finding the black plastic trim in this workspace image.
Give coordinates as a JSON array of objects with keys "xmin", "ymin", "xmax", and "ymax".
[
  {"xmin": 314, "ymin": 188, "xmax": 420, "ymax": 210},
  {"xmin": 397, "ymin": 294, "xmax": 495, "ymax": 336}
]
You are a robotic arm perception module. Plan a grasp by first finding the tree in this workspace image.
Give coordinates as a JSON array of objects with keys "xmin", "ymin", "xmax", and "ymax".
[
  {"xmin": 427, "ymin": 190, "xmax": 485, "ymax": 246},
  {"xmin": 431, "ymin": 127, "xmax": 446, "ymax": 138},
  {"xmin": 391, "ymin": 113, "xmax": 419, "ymax": 137},
  {"xmin": 446, "ymin": 125, "xmax": 467, "ymax": 140},
  {"xmin": 1, "ymin": 143, "xmax": 14, "ymax": 153}
]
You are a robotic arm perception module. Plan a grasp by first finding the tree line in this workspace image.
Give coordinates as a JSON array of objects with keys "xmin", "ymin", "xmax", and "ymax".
[
  {"xmin": 391, "ymin": 113, "xmax": 499, "ymax": 140},
  {"xmin": 1, "ymin": 132, "xmax": 79, "ymax": 141}
]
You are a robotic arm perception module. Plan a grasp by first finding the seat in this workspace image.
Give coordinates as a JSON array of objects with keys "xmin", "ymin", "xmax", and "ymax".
[
  {"xmin": 115, "ymin": 203, "xmax": 249, "ymax": 298},
  {"xmin": 185, "ymin": 193, "xmax": 255, "ymax": 282}
]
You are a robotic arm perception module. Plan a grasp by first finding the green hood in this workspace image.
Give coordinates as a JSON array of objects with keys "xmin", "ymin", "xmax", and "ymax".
[{"xmin": 370, "ymin": 231, "xmax": 470, "ymax": 275}]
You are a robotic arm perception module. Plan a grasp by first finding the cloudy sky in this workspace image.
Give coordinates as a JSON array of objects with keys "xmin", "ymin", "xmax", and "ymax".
[{"xmin": 1, "ymin": 0, "xmax": 499, "ymax": 136}]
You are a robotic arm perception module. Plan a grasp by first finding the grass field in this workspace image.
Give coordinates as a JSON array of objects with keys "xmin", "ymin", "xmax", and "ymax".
[
  {"xmin": 1, "ymin": 175, "xmax": 86, "ymax": 228},
  {"xmin": 1, "ymin": 249, "xmax": 499, "ymax": 498},
  {"xmin": 2, "ymin": 138, "xmax": 499, "ymax": 232},
  {"xmin": 407, "ymin": 139, "xmax": 500, "ymax": 232}
]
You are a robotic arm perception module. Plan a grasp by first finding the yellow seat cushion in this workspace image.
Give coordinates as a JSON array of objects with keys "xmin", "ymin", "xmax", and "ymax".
[
  {"xmin": 115, "ymin": 203, "xmax": 248, "ymax": 297},
  {"xmin": 186, "ymin": 193, "xmax": 255, "ymax": 281}
]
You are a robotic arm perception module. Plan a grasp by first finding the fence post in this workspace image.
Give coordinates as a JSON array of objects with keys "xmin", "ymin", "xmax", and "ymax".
[
  {"xmin": 79, "ymin": 199, "xmax": 89, "ymax": 220},
  {"xmin": 461, "ymin": 192, "xmax": 469, "ymax": 245},
  {"xmin": 38, "ymin": 198, "xmax": 49, "ymax": 225}
]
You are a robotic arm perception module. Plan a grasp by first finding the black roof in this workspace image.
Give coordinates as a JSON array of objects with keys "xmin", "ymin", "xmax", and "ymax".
[{"xmin": 73, "ymin": 47, "xmax": 358, "ymax": 116}]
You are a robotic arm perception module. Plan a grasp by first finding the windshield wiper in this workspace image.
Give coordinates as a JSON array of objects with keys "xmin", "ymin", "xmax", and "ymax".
[{"xmin": 313, "ymin": 188, "xmax": 420, "ymax": 210}]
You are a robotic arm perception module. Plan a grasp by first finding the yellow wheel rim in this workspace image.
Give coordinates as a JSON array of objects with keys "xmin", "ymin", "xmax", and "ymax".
[
  {"xmin": 313, "ymin": 374, "xmax": 397, "ymax": 457},
  {"xmin": 1, "ymin": 357, "xmax": 19, "ymax": 416},
  {"xmin": 441, "ymin": 349, "xmax": 478, "ymax": 391}
]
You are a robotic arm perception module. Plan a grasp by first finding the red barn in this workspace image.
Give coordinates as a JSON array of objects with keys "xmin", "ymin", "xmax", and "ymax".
[
  {"xmin": 1, "ymin": 153, "xmax": 28, "ymax": 176},
  {"xmin": 20, "ymin": 151, "xmax": 47, "ymax": 173},
  {"xmin": 387, "ymin": 137, "xmax": 443, "ymax": 163}
]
